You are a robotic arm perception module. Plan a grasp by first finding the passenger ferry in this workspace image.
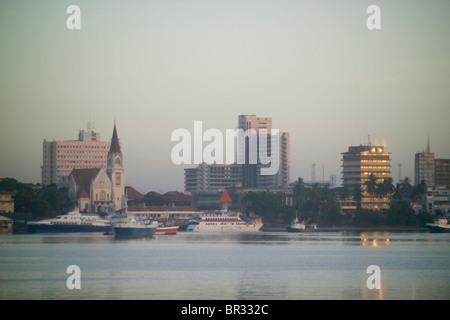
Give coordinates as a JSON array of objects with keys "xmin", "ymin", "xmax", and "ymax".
[
  {"xmin": 27, "ymin": 208, "xmax": 111, "ymax": 233},
  {"xmin": 186, "ymin": 211, "xmax": 263, "ymax": 232}
]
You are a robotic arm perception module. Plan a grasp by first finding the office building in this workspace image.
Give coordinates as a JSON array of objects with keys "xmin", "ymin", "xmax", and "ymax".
[
  {"xmin": 414, "ymin": 137, "xmax": 450, "ymax": 188},
  {"xmin": 341, "ymin": 144, "xmax": 391, "ymax": 211}
]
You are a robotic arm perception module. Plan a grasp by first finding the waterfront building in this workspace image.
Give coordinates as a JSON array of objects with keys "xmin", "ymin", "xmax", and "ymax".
[
  {"xmin": 41, "ymin": 125, "xmax": 111, "ymax": 186},
  {"xmin": 415, "ymin": 185, "xmax": 450, "ymax": 216},
  {"xmin": 0, "ymin": 191, "xmax": 14, "ymax": 213},
  {"xmin": 60, "ymin": 123, "xmax": 125, "ymax": 213},
  {"xmin": 341, "ymin": 144, "xmax": 391, "ymax": 211}
]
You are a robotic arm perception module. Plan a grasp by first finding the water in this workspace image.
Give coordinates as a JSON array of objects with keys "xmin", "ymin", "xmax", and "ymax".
[{"xmin": 0, "ymin": 231, "xmax": 449, "ymax": 300}]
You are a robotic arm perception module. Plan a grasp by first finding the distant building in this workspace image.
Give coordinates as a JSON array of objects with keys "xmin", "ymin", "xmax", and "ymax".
[
  {"xmin": 341, "ymin": 144, "xmax": 391, "ymax": 211},
  {"xmin": 414, "ymin": 137, "xmax": 450, "ymax": 189},
  {"xmin": 60, "ymin": 123, "xmax": 125, "ymax": 213},
  {"xmin": 0, "ymin": 190, "xmax": 14, "ymax": 213},
  {"xmin": 185, "ymin": 163, "xmax": 242, "ymax": 193},
  {"xmin": 42, "ymin": 125, "xmax": 111, "ymax": 186}
]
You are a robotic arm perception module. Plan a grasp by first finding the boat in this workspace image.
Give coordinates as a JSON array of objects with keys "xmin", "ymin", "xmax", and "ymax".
[
  {"xmin": 155, "ymin": 225, "xmax": 179, "ymax": 235},
  {"xmin": 186, "ymin": 211, "xmax": 263, "ymax": 232},
  {"xmin": 426, "ymin": 218, "xmax": 450, "ymax": 233},
  {"xmin": 27, "ymin": 208, "xmax": 111, "ymax": 233},
  {"xmin": 111, "ymin": 215, "xmax": 158, "ymax": 238},
  {"xmin": 287, "ymin": 212, "xmax": 317, "ymax": 232}
]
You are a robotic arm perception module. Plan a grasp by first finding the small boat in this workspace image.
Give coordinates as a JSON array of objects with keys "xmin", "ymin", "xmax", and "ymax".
[
  {"xmin": 426, "ymin": 218, "xmax": 450, "ymax": 233},
  {"xmin": 27, "ymin": 208, "xmax": 111, "ymax": 233},
  {"xmin": 111, "ymin": 216, "xmax": 157, "ymax": 238}
]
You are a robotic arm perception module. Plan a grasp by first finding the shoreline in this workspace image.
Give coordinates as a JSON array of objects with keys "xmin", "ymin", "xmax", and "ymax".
[{"xmin": 262, "ymin": 226, "xmax": 428, "ymax": 232}]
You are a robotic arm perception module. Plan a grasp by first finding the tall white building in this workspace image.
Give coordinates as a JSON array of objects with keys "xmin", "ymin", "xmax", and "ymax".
[{"xmin": 238, "ymin": 115, "xmax": 290, "ymax": 188}]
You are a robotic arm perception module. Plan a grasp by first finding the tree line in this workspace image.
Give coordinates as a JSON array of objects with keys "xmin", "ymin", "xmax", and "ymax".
[
  {"xmin": 242, "ymin": 176, "xmax": 433, "ymax": 227},
  {"xmin": 0, "ymin": 178, "xmax": 72, "ymax": 218}
]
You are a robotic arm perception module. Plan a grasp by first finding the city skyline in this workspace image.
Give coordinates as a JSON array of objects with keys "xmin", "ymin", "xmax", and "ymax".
[{"xmin": 1, "ymin": 1, "xmax": 450, "ymax": 193}]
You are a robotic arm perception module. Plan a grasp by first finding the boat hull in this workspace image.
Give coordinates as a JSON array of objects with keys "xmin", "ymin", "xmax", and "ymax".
[
  {"xmin": 28, "ymin": 224, "xmax": 111, "ymax": 233},
  {"xmin": 286, "ymin": 227, "xmax": 307, "ymax": 233},
  {"xmin": 155, "ymin": 226, "xmax": 179, "ymax": 235},
  {"xmin": 113, "ymin": 226, "xmax": 156, "ymax": 238},
  {"xmin": 426, "ymin": 224, "xmax": 450, "ymax": 233}
]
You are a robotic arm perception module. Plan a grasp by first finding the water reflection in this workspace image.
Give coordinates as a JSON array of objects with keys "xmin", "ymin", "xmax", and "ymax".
[{"xmin": 360, "ymin": 232, "xmax": 391, "ymax": 247}]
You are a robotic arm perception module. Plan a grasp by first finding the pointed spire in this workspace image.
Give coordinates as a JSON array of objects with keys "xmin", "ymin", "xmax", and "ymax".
[
  {"xmin": 110, "ymin": 122, "xmax": 121, "ymax": 154},
  {"xmin": 426, "ymin": 135, "xmax": 430, "ymax": 153}
]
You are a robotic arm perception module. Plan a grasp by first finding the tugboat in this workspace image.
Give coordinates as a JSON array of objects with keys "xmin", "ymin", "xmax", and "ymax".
[
  {"xmin": 426, "ymin": 218, "xmax": 450, "ymax": 233},
  {"xmin": 109, "ymin": 195, "xmax": 157, "ymax": 238},
  {"xmin": 287, "ymin": 212, "xmax": 316, "ymax": 232},
  {"xmin": 111, "ymin": 216, "xmax": 157, "ymax": 238}
]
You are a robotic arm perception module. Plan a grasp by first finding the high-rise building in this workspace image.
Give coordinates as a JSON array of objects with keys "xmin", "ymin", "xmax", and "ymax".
[
  {"xmin": 41, "ymin": 125, "xmax": 111, "ymax": 186},
  {"xmin": 341, "ymin": 144, "xmax": 391, "ymax": 211},
  {"xmin": 414, "ymin": 137, "xmax": 450, "ymax": 189},
  {"xmin": 414, "ymin": 137, "xmax": 435, "ymax": 186},
  {"xmin": 238, "ymin": 115, "xmax": 290, "ymax": 188}
]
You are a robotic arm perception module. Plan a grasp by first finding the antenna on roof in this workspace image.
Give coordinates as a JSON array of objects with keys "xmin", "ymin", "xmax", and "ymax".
[
  {"xmin": 87, "ymin": 113, "xmax": 94, "ymax": 131},
  {"xmin": 367, "ymin": 134, "xmax": 371, "ymax": 146}
]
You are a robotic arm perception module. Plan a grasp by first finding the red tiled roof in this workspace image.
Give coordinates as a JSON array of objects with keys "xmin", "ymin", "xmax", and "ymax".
[
  {"xmin": 125, "ymin": 186, "xmax": 144, "ymax": 200},
  {"xmin": 219, "ymin": 190, "xmax": 232, "ymax": 202}
]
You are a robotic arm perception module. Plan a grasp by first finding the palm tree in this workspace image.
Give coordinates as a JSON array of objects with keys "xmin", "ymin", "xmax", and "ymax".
[
  {"xmin": 379, "ymin": 177, "xmax": 395, "ymax": 197},
  {"xmin": 364, "ymin": 173, "xmax": 378, "ymax": 208}
]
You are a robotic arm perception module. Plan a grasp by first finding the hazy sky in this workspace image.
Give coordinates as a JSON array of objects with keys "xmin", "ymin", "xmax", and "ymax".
[{"xmin": 1, "ymin": 0, "xmax": 449, "ymax": 193}]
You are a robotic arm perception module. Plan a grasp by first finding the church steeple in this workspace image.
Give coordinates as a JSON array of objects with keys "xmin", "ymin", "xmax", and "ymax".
[
  {"xmin": 110, "ymin": 122, "xmax": 121, "ymax": 154},
  {"xmin": 107, "ymin": 121, "xmax": 124, "ymax": 212}
]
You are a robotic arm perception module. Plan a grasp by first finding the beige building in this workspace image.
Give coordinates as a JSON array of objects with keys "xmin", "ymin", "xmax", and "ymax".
[
  {"xmin": 60, "ymin": 124, "xmax": 125, "ymax": 213},
  {"xmin": 341, "ymin": 144, "xmax": 391, "ymax": 211},
  {"xmin": 42, "ymin": 125, "xmax": 111, "ymax": 186},
  {"xmin": 0, "ymin": 191, "xmax": 14, "ymax": 213}
]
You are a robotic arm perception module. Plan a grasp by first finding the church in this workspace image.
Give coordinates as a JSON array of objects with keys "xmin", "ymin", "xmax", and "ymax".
[{"xmin": 61, "ymin": 123, "xmax": 125, "ymax": 213}]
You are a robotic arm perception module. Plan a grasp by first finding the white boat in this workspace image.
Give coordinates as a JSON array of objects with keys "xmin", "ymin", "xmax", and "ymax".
[
  {"xmin": 186, "ymin": 211, "xmax": 263, "ymax": 232},
  {"xmin": 27, "ymin": 208, "xmax": 111, "ymax": 233},
  {"xmin": 287, "ymin": 212, "xmax": 317, "ymax": 232},
  {"xmin": 426, "ymin": 218, "xmax": 450, "ymax": 233}
]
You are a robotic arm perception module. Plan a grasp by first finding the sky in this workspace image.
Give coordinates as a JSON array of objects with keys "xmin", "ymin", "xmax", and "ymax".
[{"xmin": 0, "ymin": 0, "xmax": 449, "ymax": 193}]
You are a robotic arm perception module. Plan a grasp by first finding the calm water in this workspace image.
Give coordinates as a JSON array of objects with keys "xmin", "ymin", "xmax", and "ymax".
[{"xmin": 0, "ymin": 231, "xmax": 449, "ymax": 300}]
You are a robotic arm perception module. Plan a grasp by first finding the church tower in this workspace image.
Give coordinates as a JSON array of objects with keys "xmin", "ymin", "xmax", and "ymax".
[{"xmin": 107, "ymin": 122, "xmax": 125, "ymax": 212}]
